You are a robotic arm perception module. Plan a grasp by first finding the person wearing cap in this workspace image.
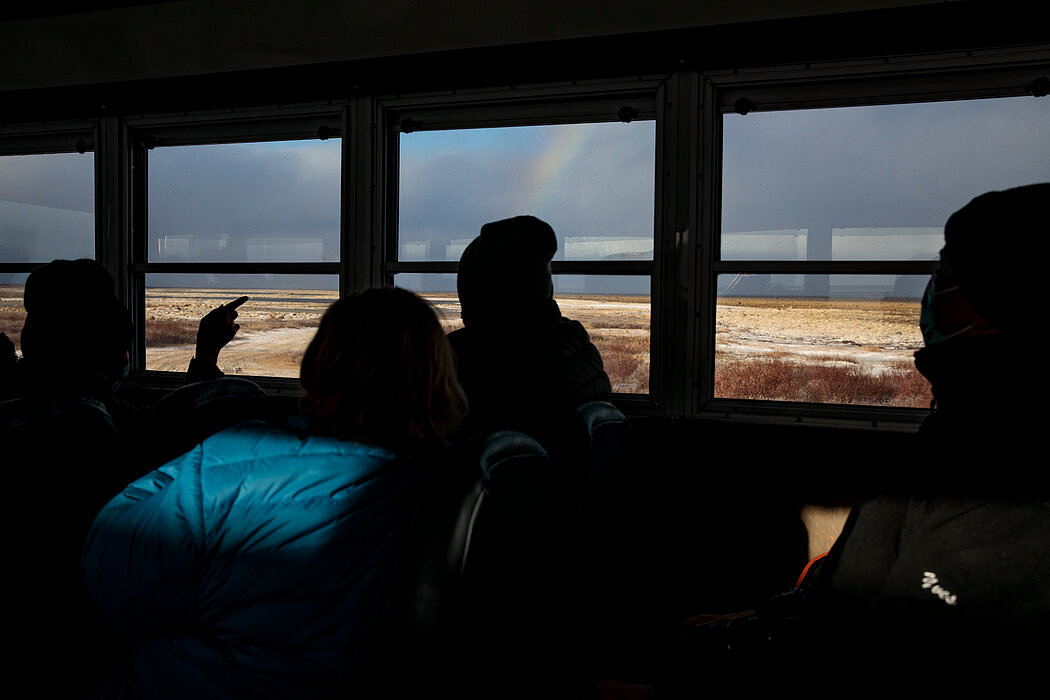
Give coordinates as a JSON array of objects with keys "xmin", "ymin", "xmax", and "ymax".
[{"xmin": 448, "ymin": 215, "xmax": 611, "ymax": 447}]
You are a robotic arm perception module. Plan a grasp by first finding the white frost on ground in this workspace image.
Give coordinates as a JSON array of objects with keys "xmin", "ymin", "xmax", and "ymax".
[{"xmin": 147, "ymin": 327, "xmax": 318, "ymax": 377}]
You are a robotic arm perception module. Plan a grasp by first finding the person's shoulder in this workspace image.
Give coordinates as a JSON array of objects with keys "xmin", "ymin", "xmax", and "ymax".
[
  {"xmin": 198, "ymin": 423, "xmax": 403, "ymax": 502},
  {"xmin": 446, "ymin": 323, "xmax": 486, "ymax": 354},
  {"xmin": 205, "ymin": 420, "xmax": 396, "ymax": 461},
  {"xmin": 545, "ymin": 317, "xmax": 605, "ymax": 362},
  {"xmin": 538, "ymin": 316, "xmax": 588, "ymax": 343},
  {"xmin": 447, "ymin": 325, "xmax": 466, "ymax": 343}
]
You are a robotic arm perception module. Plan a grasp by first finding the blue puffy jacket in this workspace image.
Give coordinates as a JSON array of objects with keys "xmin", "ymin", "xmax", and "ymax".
[{"xmin": 82, "ymin": 420, "xmax": 420, "ymax": 699}]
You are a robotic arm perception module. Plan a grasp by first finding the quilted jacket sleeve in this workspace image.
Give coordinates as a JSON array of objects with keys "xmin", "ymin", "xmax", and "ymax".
[{"xmin": 82, "ymin": 444, "xmax": 207, "ymax": 633}]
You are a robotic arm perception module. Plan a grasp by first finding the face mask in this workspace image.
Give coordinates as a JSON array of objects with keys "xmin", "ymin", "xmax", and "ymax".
[
  {"xmin": 106, "ymin": 355, "xmax": 131, "ymax": 396},
  {"xmin": 919, "ymin": 277, "xmax": 944, "ymax": 345},
  {"xmin": 919, "ymin": 276, "xmax": 973, "ymax": 346}
]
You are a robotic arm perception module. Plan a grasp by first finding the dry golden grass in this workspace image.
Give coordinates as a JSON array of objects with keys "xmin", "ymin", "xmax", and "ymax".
[
  {"xmin": 0, "ymin": 286, "xmax": 26, "ymax": 349},
  {"xmin": 4, "ymin": 283, "xmax": 936, "ymax": 405},
  {"xmin": 715, "ymin": 352, "xmax": 931, "ymax": 407}
]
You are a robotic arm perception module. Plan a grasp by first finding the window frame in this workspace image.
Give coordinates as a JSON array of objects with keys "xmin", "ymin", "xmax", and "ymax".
[
  {"xmin": 2, "ymin": 45, "xmax": 1044, "ymax": 426},
  {"xmin": 0, "ymin": 123, "xmax": 99, "ymax": 363},
  {"xmin": 124, "ymin": 106, "xmax": 348, "ymax": 392},
  {"xmin": 0, "ymin": 122, "xmax": 99, "ymax": 278},
  {"xmin": 694, "ymin": 48, "xmax": 1050, "ymax": 426},
  {"xmin": 378, "ymin": 80, "xmax": 667, "ymax": 414}
]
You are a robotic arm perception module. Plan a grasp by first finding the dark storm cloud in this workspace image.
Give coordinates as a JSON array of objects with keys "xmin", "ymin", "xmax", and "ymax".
[
  {"xmin": 398, "ymin": 122, "xmax": 656, "ymax": 261},
  {"xmin": 3, "ymin": 96, "xmax": 1047, "ymax": 292},
  {"xmin": 0, "ymin": 152, "xmax": 95, "ymax": 213},
  {"xmin": 0, "ymin": 153, "xmax": 95, "ymax": 268},
  {"xmin": 722, "ymin": 97, "xmax": 1050, "ymax": 232},
  {"xmin": 148, "ymin": 141, "xmax": 341, "ymax": 260}
]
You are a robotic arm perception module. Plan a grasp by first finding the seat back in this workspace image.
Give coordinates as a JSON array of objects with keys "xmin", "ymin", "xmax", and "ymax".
[
  {"xmin": 153, "ymin": 377, "xmax": 274, "ymax": 462},
  {"xmin": 556, "ymin": 401, "xmax": 636, "ymax": 684},
  {"xmin": 1, "ymin": 394, "xmax": 119, "ymax": 441},
  {"xmin": 388, "ymin": 430, "xmax": 554, "ymax": 696},
  {"xmin": 2, "ymin": 396, "xmax": 129, "ymax": 692},
  {"xmin": 2, "ymin": 393, "xmax": 126, "ymax": 534},
  {"xmin": 574, "ymin": 400, "xmax": 633, "ymax": 537},
  {"xmin": 2, "ymin": 395, "xmax": 127, "ymax": 492}
]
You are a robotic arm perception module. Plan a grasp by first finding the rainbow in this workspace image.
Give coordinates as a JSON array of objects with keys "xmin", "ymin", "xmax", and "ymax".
[{"xmin": 522, "ymin": 124, "xmax": 591, "ymax": 214}]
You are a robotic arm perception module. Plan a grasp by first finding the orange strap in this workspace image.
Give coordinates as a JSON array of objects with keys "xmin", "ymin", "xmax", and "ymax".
[{"xmin": 796, "ymin": 551, "xmax": 829, "ymax": 588}]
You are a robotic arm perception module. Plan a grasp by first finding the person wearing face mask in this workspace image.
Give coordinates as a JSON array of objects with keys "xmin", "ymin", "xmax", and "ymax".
[
  {"xmin": 910, "ymin": 184, "xmax": 1049, "ymax": 478},
  {"xmin": 804, "ymin": 183, "xmax": 1050, "ymax": 673}
]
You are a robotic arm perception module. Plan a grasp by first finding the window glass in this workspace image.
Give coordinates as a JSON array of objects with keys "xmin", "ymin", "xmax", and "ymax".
[
  {"xmin": 395, "ymin": 272, "xmax": 650, "ymax": 394},
  {"xmin": 390, "ymin": 273, "xmax": 461, "ymax": 332},
  {"xmin": 148, "ymin": 140, "xmax": 341, "ymax": 262},
  {"xmin": 714, "ymin": 274, "xmax": 931, "ymax": 407},
  {"xmin": 145, "ymin": 273, "xmax": 337, "ymax": 378},
  {"xmin": 398, "ymin": 122, "xmax": 655, "ymax": 261},
  {"xmin": 555, "ymin": 275, "xmax": 650, "ymax": 394},
  {"xmin": 0, "ymin": 153, "xmax": 94, "ymax": 263},
  {"xmin": 0, "ymin": 274, "xmax": 28, "ymax": 357},
  {"xmin": 722, "ymin": 96, "xmax": 1050, "ymax": 261}
]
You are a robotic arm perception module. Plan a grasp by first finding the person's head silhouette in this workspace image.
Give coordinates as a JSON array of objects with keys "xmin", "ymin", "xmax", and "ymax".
[
  {"xmin": 19, "ymin": 259, "xmax": 132, "ymax": 398},
  {"xmin": 299, "ymin": 286, "xmax": 466, "ymax": 450},
  {"xmin": 457, "ymin": 215, "xmax": 559, "ymax": 325},
  {"xmin": 921, "ymin": 182, "xmax": 1049, "ymax": 344}
]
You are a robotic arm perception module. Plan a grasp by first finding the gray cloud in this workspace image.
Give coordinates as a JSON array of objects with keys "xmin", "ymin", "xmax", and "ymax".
[{"xmin": 722, "ymin": 97, "xmax": 1050, "ymax": 232}]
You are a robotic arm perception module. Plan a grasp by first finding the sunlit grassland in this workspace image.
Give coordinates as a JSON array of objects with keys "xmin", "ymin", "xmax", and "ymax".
[{"xmin": 1, "ymin": 284, "xmax": 933, "ymax": 406}]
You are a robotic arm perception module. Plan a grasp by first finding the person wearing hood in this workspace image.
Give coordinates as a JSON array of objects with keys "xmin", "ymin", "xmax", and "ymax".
[{"xmin": 448, "ymin": 215, "xmax": 611, "ymax": 447}]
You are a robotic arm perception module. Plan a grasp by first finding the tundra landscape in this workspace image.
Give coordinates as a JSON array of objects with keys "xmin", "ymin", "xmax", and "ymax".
[{"xmin": 0, "ymin": 285, "xmax": 930, "ymax": 406}]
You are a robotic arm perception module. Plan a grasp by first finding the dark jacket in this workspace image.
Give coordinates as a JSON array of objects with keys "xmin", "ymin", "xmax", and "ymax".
[
  {"xmin": 82, "ymin": 421, "xmax": 420, "ymax": 699},
  {"xmin": 810, "ymin": 333, "xmax": 1050, "ymax": 666},
  {"xmin": 448, "ymin": 314, "xmax": 611, "ymax": 445},
  {"xmin": 821, "ymin": 496, "xmax": 1050, "ymax": 640}
]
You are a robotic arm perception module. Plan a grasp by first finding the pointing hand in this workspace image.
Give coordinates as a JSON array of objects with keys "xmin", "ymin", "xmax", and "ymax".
[{"xmin": 195, "ymin": 296, "xmax": 249, "ymax": 366}]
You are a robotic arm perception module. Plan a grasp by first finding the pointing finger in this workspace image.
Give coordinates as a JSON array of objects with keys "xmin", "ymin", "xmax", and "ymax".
[{"xmin": 225, "ymin": 296, "xmax": 250, "ymax": 311}]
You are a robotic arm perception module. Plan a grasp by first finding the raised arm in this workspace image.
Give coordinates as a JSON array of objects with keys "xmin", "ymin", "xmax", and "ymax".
[{"xmin": 187, "ymin": 296, "xmax": 249, "ymax": 381}]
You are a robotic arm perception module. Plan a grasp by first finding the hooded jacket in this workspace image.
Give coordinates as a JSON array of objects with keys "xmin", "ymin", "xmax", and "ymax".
[
  {"xmin": 82, "ymin": 420, "xmax": 419, "ymax": 699},
  {"xmin": 448, "ymin": 314, "xmax": 611, "ymax": 446}
]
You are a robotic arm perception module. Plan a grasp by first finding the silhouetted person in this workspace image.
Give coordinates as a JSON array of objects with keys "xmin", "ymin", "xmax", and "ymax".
[
  {"xmin": 2, "ymin": 259, "xmax": 137, "ymax": 695},
  {"xmin": 4, "ymin": 259, "xmax": 249, "ymax": 463},
  {"xmin": 809, "ymin": 183, "xmax": 1050, "ymax": 671},
  {"xmin": 909, "ymin": 183, "xmax": 1049, "ymax": 478},
  {"xmin": 448, "ymin": 215, "xmax": 611, "ymax": 447},
  {"xmin": 1, "ymin": 259, "xmax": 250, "ymax": 695},
  {"xmin": 83, "ymin": 287, "xmax": 467, "ymax": 699},
  {"xmin": 16, "ymin": 259, "xmax": 133, "ymax": 403},
  {"xmin": 653, "ymin": 186, "xmax": 1050, "ymax": 694}
]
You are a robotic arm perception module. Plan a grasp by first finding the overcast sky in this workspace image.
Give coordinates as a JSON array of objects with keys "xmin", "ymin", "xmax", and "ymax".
[
  {"xmin": 722, "ymin": 95, "xmax": 1050, "ymax": 236},
  {"xmin": 2, "ymin": 93, "xmax": 1047, "ymax": 291}
]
